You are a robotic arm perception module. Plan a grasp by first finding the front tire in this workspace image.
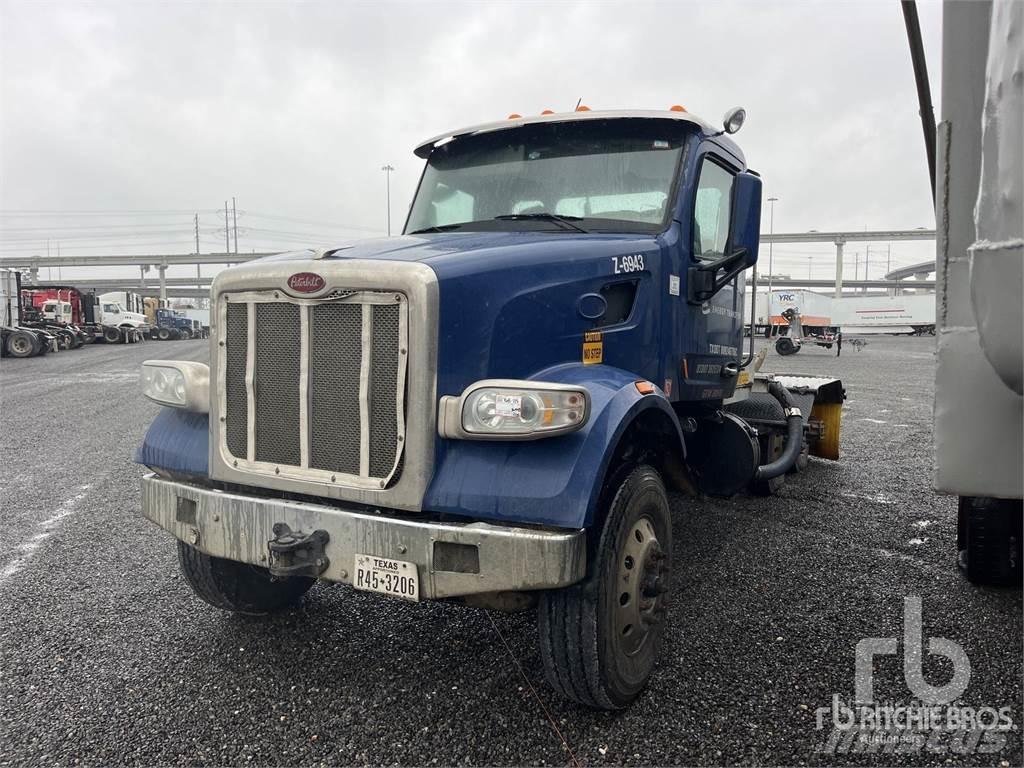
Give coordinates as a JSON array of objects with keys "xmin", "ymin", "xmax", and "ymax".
[
  {"xmin": 538, "ymin": 465, "xmax": 672, "ymax": 709},
  {"xmin": 177, "ymin": 542, "xmax": 315, "ymax": 614}
]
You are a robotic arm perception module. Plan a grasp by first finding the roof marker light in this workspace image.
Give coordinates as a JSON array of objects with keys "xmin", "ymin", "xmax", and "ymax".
[
  {"xmin": 670, "ymin": 105, "xmax": 687, "ymax": 112},
  {"xmin": 541, "ymin": 109, "xmax": 554, "ymax": 115},
  {"xmin": 575, "ymin": 105, "xmax": 590, "ymax": 112},
  {"xmin": 508, "ymin": 113, "xmax": 522, "ymax": 120}
]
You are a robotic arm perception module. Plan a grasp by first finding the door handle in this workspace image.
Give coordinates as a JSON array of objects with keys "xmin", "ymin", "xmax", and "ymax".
[{"xmin": 721, "ymin": 362, "xmax": 739, "ymax": 378}]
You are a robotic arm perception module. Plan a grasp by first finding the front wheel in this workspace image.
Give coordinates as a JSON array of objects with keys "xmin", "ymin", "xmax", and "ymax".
[
  {"xmin": 177, "ymin": 542, "xmax": 315, "ymax": 614},
  {"xmin": 538, "ymin": 465, "xmax": 672, "ymax": 709}
]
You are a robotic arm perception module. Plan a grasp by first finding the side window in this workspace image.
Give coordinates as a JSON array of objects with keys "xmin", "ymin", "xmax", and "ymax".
[{"xmin": 692, "ymin": 158, "xmax": 735, "ymax": 260}]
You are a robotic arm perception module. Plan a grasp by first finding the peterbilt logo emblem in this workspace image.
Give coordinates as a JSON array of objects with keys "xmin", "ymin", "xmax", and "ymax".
[{"xmin": 286, "ymin": 272, "xmax": 325, "ymax": 293}]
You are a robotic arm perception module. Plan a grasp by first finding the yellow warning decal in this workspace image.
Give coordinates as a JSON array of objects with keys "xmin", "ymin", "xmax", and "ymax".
[
  {"xmin": 583, "ymin": 331, "xmax": 603, "ymax": 365},
  {"xmin": 736, "ymin": 371, "xmax": 751, "ymax": 387}
]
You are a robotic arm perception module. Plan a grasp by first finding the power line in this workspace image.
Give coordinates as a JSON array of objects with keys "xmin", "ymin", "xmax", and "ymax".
[
  {"xmin": 0, "ymin": 209, "xmax": 218, "ymax": 216},
  {"xmin": 244, "ymin": 210, "xmax": 380, "ymax": 233}
]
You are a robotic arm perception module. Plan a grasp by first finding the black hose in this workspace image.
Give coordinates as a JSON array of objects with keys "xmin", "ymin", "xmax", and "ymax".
[{"xmin": 753, "ymin": 381, "xmax": 804, "ymax": 481}]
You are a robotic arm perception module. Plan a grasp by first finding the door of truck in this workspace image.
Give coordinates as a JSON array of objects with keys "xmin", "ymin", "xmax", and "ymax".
[{"xmin": 676, "ymin": 147, "xmax": 746, "ymax": 401}]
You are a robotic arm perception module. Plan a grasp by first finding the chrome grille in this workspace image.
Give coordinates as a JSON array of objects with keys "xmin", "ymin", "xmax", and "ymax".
[
  {"xmin": 224, "ymin": 303, "xmax": 249, "ymax": 458},
  {"xmin": 309, "ymin": 303, "xmax": 362, "ymax": 474},
  {"xmin": 369, "ymin": 304, "xmax": 401, "ymax": 478},
  {"xmin": 254, "ymin": 303, "xmax": 301, "ymax": 466},
  {"xmin": 220, "ymin": 291, "xmax": 407, "ymax": 487}
]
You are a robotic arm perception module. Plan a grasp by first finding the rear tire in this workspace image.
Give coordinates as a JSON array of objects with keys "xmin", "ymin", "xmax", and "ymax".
[
  {"xmin": 156, "ymin": 327, "xmax": 171, "ymax": 341},
  {"xmin": 103, "ymin": 326, "xmax": 121, "ymax": 343},
  {"xmin": 177, "ymin": 541, "xmax": 315, "ymax": 614},
  {"xmin": 538, "ymin": 465, "xmax": 672, "ymax": 709},
  {"xmin": 6, "ymin": 330, "xmax": 36, "ymax": 358}
]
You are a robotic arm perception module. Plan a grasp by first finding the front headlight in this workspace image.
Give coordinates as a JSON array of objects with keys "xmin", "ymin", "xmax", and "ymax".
[
  {"xmin": 140, "ymin": 361, "xmax": 209, "ymax": 412},
  {"xmin": 439, "ymin": 380, "xmax": 589, "ymax": 440}
]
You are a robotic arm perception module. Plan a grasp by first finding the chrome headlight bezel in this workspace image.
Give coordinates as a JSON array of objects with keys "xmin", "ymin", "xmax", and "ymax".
[
  {"xmin": 438, "ymin": 379, "xmax": 590, "ymax": 440},
  {"xmin": 141, "ymin": 360, "xmax": 210, "ymax": 413}
]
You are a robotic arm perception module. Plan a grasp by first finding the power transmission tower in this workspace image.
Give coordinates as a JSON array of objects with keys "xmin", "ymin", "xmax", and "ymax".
[
  {"xmin": 232, "ymin": 196, "xmax": 238, "ymax": 254},
  {"xmin": 224, "ymin": 201, "xmax": 230, "ymax": 256}
]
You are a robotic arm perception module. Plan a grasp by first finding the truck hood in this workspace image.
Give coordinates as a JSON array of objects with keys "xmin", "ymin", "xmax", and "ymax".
[
  {"xmin": 247, "ymin": 228, "xmax": 675, "ymax": 396},
  {"xmin": 258, "ymin": 231, "xmax": 660, "ymax": 278}
]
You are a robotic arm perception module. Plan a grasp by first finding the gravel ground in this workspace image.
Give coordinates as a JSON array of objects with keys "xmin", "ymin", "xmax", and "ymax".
[{"xmin": 0, "ymin": 335, "xmax": 1020, "ymax": 767}]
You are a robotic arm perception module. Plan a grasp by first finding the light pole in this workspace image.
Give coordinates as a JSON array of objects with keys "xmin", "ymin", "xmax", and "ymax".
[
  {"xmin": 766, "ymin": 196, "xmax": 779, "ymax": 294},
  {"xmin": 381, "ymin": 164, "xmax": 395, "ymax": 236}
]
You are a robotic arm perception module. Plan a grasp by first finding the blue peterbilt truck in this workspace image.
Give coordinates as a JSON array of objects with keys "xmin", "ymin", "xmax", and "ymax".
[{"xmin": 136, "ymin": 107, "xmax": 844, "ymax": 709}]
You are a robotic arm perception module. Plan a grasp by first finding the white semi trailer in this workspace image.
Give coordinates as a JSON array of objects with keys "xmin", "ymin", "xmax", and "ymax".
[{"xmin": 931, "ymin": 0, "xmax": 1021, "ymax": 584}]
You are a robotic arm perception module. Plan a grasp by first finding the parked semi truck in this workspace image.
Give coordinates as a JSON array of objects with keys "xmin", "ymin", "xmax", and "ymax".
[
  {"xmin": 148, "ymin": 308, "xmax": 199, "ymax": 340},
  {"xmin": 0, "ymin": 268, "xmax": 57, "ymax": 357},
  {"xmin": 136, "ymin": 106, "xmax": 846, "ymax": 709},
  {"xmin": 22, "ymin": 285, "xmax": 147, "ymax": 344}
]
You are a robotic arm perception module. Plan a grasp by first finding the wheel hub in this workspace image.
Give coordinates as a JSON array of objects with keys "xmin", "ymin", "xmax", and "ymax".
[{"xmin": 615, "ymin": 516, "xmax": 670, "ymax": 656}]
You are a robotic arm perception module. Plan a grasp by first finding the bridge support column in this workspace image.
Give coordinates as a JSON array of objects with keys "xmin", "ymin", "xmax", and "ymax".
[
  {"xmin": 834, "ymin": 239, "xmax": 845, "ymax": 298},
  {"xmin": 159, "ymin": 263, "xmax": 167, "ymax": 302}
]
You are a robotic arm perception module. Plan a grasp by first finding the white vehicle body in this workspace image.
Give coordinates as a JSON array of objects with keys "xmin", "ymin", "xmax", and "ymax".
[
  {"xmin": 1, "ymin": 269, "xmax": 20, "ymax": 327},
  {"xmin": 768, "ymin": 289, "xmax": 834, "ymax": 327},
  {"xmin": 40, "ymin": 300, "xmax": 74, "ymax": 324},
  {"xmin": 98, "ymin": 292, "xmax": 149, "ymax": 328},
  {"xmin": 832, "ymin": 294, "xmax": 936, "ymax": 334}
]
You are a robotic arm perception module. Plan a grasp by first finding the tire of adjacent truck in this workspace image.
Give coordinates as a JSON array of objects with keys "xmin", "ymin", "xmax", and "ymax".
[
  {"xmin": 6, "ymin": 330, "xmax": 37, "ymax": 358},
  {"xmin": 103, "ymin": 326, "xmax": 121, "ymax": 343},
  {"xmin": 156, "ymin": 327, "xmax": 172, "ymax": 341},
  {"xmin": 177, "ymin": 541, "xmax": 315, "ymax": 614},
  {"xmin": 775, "ymin": 336, "xmax": 798, "ymax": 355},
  {"xmin": 538, "ymin": 465, "xmax": 672, "ymax": 710}
]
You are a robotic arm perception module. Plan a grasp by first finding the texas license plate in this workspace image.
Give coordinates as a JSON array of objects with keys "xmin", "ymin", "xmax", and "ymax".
[{"xmin": 353, "ymin": 554, "xmax": 420, "ymax": 601}]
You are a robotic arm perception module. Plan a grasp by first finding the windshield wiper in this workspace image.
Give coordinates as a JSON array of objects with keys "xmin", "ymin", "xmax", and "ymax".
[
  {"xmin": 493, "ymin": 213, "xmax": 589, "ymax": 233},
  {"xmin": 408, "ymin": 223, "xmax": 465, "ymax": 234}
]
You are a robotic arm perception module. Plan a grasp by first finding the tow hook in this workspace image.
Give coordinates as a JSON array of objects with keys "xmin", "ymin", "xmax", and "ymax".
[{"xmin": 267, "ymin": 523, "xmax": 330, "ymax": 579}]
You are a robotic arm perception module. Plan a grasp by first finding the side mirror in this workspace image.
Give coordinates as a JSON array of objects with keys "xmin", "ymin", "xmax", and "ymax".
[
  {"xmin": 728, "ymin": 171, "xmax": 762, "ymax": 269},
  {"xmin": 687, "ymin": 171, "xmax": 763, "ymax": 303}
]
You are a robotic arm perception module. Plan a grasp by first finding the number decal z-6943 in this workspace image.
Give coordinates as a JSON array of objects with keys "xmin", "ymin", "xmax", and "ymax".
[{"xmin": 613, "ymin": 254, "xmax": 645, "ymax": 274}]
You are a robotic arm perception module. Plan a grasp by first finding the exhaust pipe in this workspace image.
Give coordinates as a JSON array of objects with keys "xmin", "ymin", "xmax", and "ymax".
[{"xmin": 753, "ymin": 381, "xmax": 804, "ymax": 481}]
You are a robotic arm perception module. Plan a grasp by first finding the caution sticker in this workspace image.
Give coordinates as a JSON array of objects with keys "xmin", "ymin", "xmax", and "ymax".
[{"xmin": 583, "ymin": 331, "xmax": 603, "ymax": 365}]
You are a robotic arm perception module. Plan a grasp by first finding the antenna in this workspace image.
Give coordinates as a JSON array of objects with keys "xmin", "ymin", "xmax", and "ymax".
[{"xmin": 574, "ymin": 97, "xmax": 582, "ymax": 111}]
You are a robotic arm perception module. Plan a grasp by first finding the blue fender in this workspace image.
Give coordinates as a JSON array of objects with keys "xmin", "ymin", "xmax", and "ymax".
[
  {"xmin": 423, "ymin": 363, "xmax": 685, "ymax": 529},
  {"xmin": 134, "ymin": 408, "xmax": 210, "ymax": 477}
]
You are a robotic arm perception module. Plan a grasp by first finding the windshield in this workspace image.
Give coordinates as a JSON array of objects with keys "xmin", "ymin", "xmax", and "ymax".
[{"xmin": 406, "ymin": 119, "xmax": 688, "ymax": 235}]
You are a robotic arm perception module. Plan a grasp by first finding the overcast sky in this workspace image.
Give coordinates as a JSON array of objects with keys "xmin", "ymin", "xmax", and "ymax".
[{"xmin": 0, "ymin": 0, "xmax": 942, "ymax": 283}]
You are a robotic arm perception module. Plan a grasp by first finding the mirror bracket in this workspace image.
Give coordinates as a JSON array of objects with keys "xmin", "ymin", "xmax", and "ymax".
[{"xmin": 687, "ymin": 248, "xmax": 750, "ymax": 304}]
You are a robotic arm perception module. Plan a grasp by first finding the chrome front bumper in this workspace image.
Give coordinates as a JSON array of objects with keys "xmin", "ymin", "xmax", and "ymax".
[{"xmin": 141, "ymin": 474, "xmax": 587, "ymax": 599}]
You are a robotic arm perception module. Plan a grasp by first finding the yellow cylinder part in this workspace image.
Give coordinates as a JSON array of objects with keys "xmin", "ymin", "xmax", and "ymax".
[{"xmin": 810, "ymin": 403, "xmax": 842, "ymax": 460}]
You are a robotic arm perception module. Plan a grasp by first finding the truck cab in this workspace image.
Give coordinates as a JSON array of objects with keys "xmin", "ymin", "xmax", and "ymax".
[{"xmin": 137, "ymin": 107, "xmax": 843, "ymax": 709}]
